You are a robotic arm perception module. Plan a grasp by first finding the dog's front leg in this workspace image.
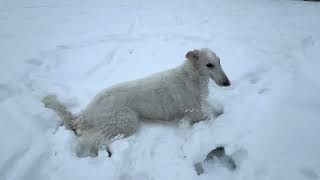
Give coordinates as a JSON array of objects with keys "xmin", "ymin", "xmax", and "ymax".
[
  {"xmin": 186, "ymin": 103, "xmax": 224, "ymax": 123},
  {"xmin": 202, "ymin": 101, "xmax": 224, "ymax": 118},
  {"xmin": 184, "ymin": 108, "xmax": 208, "ymax": 124}
]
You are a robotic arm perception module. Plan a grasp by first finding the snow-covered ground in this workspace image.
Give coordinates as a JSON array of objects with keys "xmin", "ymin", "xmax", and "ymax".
[{"xmin": 1, "ymin": 0, "xmax": 320, "ymax": 179}]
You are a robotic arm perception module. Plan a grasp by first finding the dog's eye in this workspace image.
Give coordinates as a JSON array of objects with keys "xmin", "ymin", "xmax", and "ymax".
[{"xmin": 206, "ymin": 63, "xmax": 214, "ymax": 68}]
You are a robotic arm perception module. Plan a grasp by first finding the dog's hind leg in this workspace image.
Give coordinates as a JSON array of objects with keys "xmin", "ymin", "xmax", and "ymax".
[
  {"xmin": 75, "ymin": 108, "xmax": 140, "ymax": 157},
  {"xmin": 76, "ymin": 133, "xmax": 99, "ymax": 157}
]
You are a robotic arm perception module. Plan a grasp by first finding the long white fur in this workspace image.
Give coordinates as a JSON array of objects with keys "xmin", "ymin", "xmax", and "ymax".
[{"xmin": 42, "ymin": 48, "xmax": 230, "ymax": 157}]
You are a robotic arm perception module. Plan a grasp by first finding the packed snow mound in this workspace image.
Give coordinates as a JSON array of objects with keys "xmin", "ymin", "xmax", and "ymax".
[{"xmin": 1, "ymin": 0, "xmax": 320, "ymax": 180}]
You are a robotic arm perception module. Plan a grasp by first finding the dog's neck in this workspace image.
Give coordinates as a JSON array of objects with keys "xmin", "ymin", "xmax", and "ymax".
[{"xmin": 179, "ymin": 60, "xmax": 210, "ymax": 97}]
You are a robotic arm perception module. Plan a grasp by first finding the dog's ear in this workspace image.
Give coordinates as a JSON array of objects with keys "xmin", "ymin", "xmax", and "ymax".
[{"xmin": 186, "ymin": 49, "xmax": 199, "ymax": 61}]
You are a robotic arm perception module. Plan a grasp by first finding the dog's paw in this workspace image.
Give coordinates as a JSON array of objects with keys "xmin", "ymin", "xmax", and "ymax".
[
  {"xmin": 212, "ymin": 104, "xmax": 224, "ymax": 118},
  {"xmin": 76, "ymin": 138, "xmax": 99, "ymax": 158}
]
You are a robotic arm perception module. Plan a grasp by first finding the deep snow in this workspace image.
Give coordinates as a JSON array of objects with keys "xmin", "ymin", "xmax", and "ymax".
[{"xmin": 0, "ymin": 0, "xmax": 320, "ymax": 180}]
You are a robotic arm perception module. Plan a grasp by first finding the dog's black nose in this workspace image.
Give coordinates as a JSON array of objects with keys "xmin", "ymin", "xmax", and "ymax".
[{"xmin": 222, "ymin": 80, "xmax": 230, "ymax": 86}]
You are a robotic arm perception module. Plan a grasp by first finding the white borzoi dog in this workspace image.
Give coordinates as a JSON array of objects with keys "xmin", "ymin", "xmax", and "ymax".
[{"xmin": 42, "ymin": 48, "xmax": 231, "ymax": 157}]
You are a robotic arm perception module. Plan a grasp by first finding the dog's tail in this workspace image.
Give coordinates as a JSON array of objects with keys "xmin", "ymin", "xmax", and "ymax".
[{"xmin": 42, "ymin": 95, "xmax": 77, "ymax": 131}]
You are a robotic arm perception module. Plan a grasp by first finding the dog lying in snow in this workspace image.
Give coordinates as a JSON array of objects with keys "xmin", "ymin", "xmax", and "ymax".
[{"xmin": 42, "ymin": 48, "xmax": 231, "ymax": 157}]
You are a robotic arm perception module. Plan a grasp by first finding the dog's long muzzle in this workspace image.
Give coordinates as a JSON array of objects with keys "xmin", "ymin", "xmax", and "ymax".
[{"xmin": 213, "ymin": 70, "xmax": 231, "ymax": 87}]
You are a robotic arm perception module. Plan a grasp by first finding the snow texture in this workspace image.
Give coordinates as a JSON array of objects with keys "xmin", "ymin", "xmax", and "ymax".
[{"xmin": 0, "ymin": 0, "xmax": 320, "ymax": 180}]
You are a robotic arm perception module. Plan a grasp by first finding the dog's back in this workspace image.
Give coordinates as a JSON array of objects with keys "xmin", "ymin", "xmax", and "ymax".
[{"xmin": 80, "ymin": 64, "xmax": 204, "ymax": 123}]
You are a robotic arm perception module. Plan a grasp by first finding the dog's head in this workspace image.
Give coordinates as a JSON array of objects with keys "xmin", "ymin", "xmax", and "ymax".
[{"xmin": 186, "ymin": 48, "xmax": 230, "ymax": 86}]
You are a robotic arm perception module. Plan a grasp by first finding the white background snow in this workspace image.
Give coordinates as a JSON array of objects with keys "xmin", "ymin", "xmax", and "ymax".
[{"xmin": 1, "ymin": 0, "xmax": 320, "ymax": 179}]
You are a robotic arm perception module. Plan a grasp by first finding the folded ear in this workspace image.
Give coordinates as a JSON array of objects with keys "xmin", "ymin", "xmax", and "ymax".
[{"xmin": 185, "ymin": 49, "xmax": 199, "ymax": 61}]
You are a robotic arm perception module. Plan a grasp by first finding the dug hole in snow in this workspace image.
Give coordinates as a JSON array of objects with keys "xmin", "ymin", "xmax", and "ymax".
[{"xmin": 0, "ymin": 0, "xmax": 320, "ymax": 180}]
